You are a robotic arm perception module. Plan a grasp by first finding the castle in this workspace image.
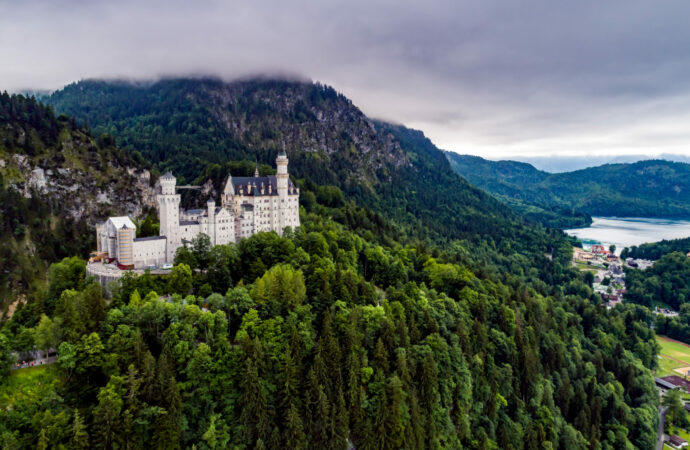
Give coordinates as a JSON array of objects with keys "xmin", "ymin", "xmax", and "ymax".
[{"xmin": 96, "ymin": 152, "xmax": 300, "ymax": 268}]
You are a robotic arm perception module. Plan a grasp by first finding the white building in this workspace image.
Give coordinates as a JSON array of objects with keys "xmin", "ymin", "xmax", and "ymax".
[{"xmin": 95, "ymin": 152, "xmax": 300, "ymax": 268}]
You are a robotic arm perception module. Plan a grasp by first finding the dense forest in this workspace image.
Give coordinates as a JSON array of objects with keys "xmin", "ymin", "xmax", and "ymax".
[
  {"xmin": 1, "ymin": 194, "xmax": 660, "ymax": 448},
  {"xmin": 625, "ymin": 252, "xmax": 690, "ymax": 310},
  {"xmin": 0, "ymin": 93, "xmax": 148, "ymax": 304},
  {"xmin": 622, "ymin": 237, "xmax": 690, "ymax": 260},
  {"xmin": 0, "ymin": 82, "xmax": 664, "ymax": 448},
  {"xmin": 446, "ymin": 152, "xmax": 690, "ymax": 223}
]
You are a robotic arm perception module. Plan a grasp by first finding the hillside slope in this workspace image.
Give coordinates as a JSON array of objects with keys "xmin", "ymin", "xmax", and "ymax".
[
  {"xmin": 0, "ymin": 93, "xmax": 150, "ymax": 306},
  {"xmin": 0, "ymin": 80, "xmax": 661, "ymax": 450},
  {"xmin": 48, "ymin": 78, "xmax": 571, "ymax": 269},
  {"xmin": 447, "ymin": 152, "xmax": 690, "ymax": 220}
]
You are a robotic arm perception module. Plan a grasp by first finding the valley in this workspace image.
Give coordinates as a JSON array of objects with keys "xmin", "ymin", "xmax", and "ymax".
[{"xmin": 446, "ymin": 152, "xmax": 690, "ymax": 228}]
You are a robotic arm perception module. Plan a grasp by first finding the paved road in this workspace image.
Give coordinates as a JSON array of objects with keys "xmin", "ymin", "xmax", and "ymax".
[
  {"xmin": 10, "ymin": 355, "xmax": 58, "ymax": 371},
  {"xmin": 657, "ymin": 406, "xmax": 668, "ymax": 450}
]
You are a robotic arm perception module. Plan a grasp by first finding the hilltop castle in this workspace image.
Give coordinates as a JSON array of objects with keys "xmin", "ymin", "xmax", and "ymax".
[{"xmin": 96, "ymin": 152, "xmax": 300, "ymax": 268}]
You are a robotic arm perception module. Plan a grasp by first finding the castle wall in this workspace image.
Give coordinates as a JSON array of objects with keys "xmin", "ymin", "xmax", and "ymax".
[{"xmin": 132, "ymin": 237, "xmax": 167, "ymax": 267}]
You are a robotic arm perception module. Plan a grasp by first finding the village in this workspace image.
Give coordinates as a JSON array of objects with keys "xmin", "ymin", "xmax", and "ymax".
[
  {"xmin": 574, "ymin": 244, "xmax": 690, "ymax": 448},
  {"xmin": 572, "ymin": 244, "xmax": 654, "ymax": 309}
]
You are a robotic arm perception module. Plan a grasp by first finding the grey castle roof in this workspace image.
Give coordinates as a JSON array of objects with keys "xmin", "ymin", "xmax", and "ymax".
[
  {"xmin": 655, "ymin": 377, "xmax": 678, "ymax": 390},
  {"xmin": 180, "ymin": 220, "xmax": 200, "ymax": 226},
  {"xmin": 230, "ymin": 175, "xmax": 297, "ymax": 196},
  {"xmin": 134, "ymin": 236, "xmax": 166, "ymax": 242},
  {"xmin": 161, "ymin": 171, "xmax": 175, "ymax": 180}
]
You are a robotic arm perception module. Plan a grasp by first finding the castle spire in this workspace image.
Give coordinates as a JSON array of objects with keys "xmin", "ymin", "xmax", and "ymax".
[{"xmin": 254, "ymin": 159, "xmax": 259, "ymax": 178}]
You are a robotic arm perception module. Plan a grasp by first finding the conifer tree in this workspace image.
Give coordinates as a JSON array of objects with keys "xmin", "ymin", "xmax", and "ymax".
[
  {"xmin": 70, "ymin": 410, "xmax": 89, "ymax": 449},
  {"xmin": 284, "ymin": 402, "xmax": 307, "ymax": 450}
]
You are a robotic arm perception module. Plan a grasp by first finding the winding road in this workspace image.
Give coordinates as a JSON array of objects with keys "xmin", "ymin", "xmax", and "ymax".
[{"xmin": 657, "ymin": 406, "xmax": 668, "ymax": 450}]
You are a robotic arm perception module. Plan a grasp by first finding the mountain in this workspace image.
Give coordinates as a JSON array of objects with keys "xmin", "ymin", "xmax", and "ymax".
[
  {"xmin": 47, "ymin": 78, "xmax": 573, "ymax": 272},
  {"xmin": 0, "ymin": 93, "xmax": 151, "ymax": 307},
  {"xmin": 446, "ymin": 152, "xmax": 690, "ymax": 223},
  {"xmin": 0, "ymin": 79, "xmax": 661, "ymax": 449},
  {"xmin": 510, "ymin": 154, "xmax": 690, "ymax": 173}
]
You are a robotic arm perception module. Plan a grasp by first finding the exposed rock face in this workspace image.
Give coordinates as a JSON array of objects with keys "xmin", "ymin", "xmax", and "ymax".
[
  {"xmin": 192, "ymin": 81, "xmax": 411, "ymax": 179},
  {"xmin": 49, "ymin": 79, "xmax": 412, "ymax": 191},
  {"xmin": 1, "ymin": 103, "xmax": 148, "ymax": 226}
]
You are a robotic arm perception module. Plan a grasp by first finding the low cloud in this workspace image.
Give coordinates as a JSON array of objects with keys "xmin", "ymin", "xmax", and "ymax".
[{"xmin": 2, "ymin": 0, "xmax": 690, "ymax": 158}]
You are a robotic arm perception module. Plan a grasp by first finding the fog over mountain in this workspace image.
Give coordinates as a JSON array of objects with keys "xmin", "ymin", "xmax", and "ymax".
[{"xmin": 2, "ymin": 0, "xmax": 690, "ymax": 159}]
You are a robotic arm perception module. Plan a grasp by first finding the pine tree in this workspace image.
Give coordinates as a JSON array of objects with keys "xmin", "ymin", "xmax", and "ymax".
[
  {"xmin": 332, "ymin": 390, "xmax": 349, "ymax": 450},
  {"xmin": 284, "ymin": 402, "xmax": 307, "ymax": 450},
  {"xmin": 384, "ymin": 376, "xmax": 406, "ymax": 449},
  {"xmin": 241, "ymin": 346, "xmax": 270, "ymax": 446},
  {"xmin": 70, "ymin": 410, "xmax": 90, "ymax": 449},
  {"xmin": 314, "ymin": 385, "xmax": 331, "ymax": 448}
]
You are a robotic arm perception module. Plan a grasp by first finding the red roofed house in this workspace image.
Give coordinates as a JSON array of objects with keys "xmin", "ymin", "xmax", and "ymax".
[
  {"xmin": 591, "ymin": 245, "xmax": 608, "ymax": 255},
  {"xmin": 669, "ymin": 435, "xmax": 688, "ymax": 449},
  {"xmin": 661, "ymin": 376, "xmax": 690, "ymax": 392}
]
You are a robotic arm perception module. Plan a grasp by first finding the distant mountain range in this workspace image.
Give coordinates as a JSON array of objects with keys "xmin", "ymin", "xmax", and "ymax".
[
  {"xmin": 503, "ymin": 154, "xmax": 690, "ymax": 173},
  {"xmin": 446, "ymin": 152, "xmax": 690, "ymax": 225}
]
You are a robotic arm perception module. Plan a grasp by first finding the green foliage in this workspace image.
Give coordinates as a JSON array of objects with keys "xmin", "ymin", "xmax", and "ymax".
[
  {"xmin": 663, "ymin": 389, "xmax": 688, "ymax": 429},
  {"xmin": 626, "ymin": 252, "xmax": 690, "ymax": 310},
  {"xmin": 167, "ymin": 264, "xmax": 193, "ymax": 296},
  {"xmin": 251, "ymin": 264, "xmax": 306, "ymax": 315},
  {"xmin": 0, "ymin": 334, "xmax": 14, "ymax": 377},
  {"xmin": 446, "ymin": 152, "xmax": 690, "ymax": 223},
  {"xmin": 0, "ymin": 209, "xmax": 661, "ymax": 448},
  {"xmin": 622, "ymin": 236, "xmax": 690, "ymax": 260}
]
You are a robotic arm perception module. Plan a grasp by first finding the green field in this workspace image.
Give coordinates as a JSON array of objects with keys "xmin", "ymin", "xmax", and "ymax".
[
  {"xmin": 573, "ymin": 261, "xmax": 599, "ymax": 272},
  {"xmin": 0, "ymin": 364, "xmax": 57, "ymax": 409},
  {"xmin": 657, "ymin": 336, "xmax": 690, "ymax": 377}
]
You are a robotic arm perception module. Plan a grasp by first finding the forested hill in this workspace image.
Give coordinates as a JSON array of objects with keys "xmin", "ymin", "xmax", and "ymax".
[
  {"xmin": 0, "ymin": 93, "xmax": 151, "ymax": 305},
  {"xmin": 47, "ymin": 78, "xmax": 571, "ymax": 270},
  {"xmin": 446, "ymin": 152, "xmax": 690, "ymax": 221},
  {"xmin": 622, "ymin": 236, "xmax": 690, "ymax": 260},
  {"xmin": 0, "ymin": 81, "xmax": 663, "ymax": 449}
]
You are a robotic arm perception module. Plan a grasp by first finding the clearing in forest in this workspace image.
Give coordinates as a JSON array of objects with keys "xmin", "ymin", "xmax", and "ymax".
[{"xmin": 657, "ymin": 335, "xmax": 690, "ymax": 377}]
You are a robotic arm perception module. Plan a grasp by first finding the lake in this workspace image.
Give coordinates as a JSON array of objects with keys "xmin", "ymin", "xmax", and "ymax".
[{"xmin": 564, "ymin": 217, "xmax": 690, "ymax": 254}]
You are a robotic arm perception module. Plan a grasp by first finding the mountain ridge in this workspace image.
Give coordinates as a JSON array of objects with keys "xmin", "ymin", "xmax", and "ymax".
[
  {"xmin": 47, "ymin": 77, "xmax": 571, "ymax": 272},
  {"xmin": 446, "ymin": 151, "xmax": 690, "ymax": 222}
]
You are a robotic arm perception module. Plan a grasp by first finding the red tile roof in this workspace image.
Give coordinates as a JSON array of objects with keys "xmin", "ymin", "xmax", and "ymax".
[
  {"xmin": 661, "ymin": 375, "xmax": 690, "ymax": 391},
  {"xmin": 669, "ymin": 435, "xmax": 687, "ymax": 446}
]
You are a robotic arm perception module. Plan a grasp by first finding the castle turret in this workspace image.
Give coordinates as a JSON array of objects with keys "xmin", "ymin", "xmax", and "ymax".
[
  {"xmin": 157, "ymin": 172, "xmax": 180, "ymax": 261},
  {"xmin": 117, "ymin": 224, "xmax": 135, "ymax": 266},
  {"xmin": 276, "ymin": 150, "xmax": 289, "ymax": 197},
  {"xmin": 207, "ymin": 199, "xmax": 216, "ymax": 244}
]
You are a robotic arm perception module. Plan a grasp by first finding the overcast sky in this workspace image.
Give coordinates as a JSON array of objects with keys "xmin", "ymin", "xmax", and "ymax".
[{"xmin": 2, "ymin": 0, "xmax": 690, "ymax": 159}]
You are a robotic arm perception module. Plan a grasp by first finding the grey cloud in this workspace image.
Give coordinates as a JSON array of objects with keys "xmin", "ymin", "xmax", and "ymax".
[{"xmin": 2, "ymin": 0, "xmax": 690, "ymax": 158}]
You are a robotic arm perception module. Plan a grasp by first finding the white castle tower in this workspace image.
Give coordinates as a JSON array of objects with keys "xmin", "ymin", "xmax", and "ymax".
[
  {"xmin": 276, "ymin": 150, "xmax": 289, "ymax": 230},
  {"xmin": 157, "ymin": 172, "xmax": 181, "ymax": 261}
]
